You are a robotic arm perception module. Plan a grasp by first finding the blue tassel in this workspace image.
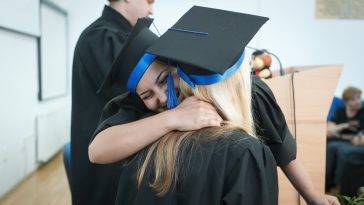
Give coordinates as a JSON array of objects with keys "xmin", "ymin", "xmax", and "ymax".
[{"xmin": 167, "ymin": 73, "xmax": 179, "ymax": 109}]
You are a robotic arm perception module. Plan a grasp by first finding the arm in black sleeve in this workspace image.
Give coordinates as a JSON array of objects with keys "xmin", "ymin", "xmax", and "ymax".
[
  {"xmin": 252, "ymin": 76, "xmax": 297, "ymax": 166},
  {"xmin": 90, "ymin": 92, "xmax": 148, "ymax": 144}
]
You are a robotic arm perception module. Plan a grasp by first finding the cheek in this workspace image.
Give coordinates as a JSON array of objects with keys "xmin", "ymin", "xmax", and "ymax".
[
  {"xmin": 136, "ymin": 1, "xmax": 150, "ymax": 15},
  {"xmin": 143, "ymin": 99, "xmax": 157, "ymax": 111},
  {"xmin": 348, "ymin": 101, "xmax": 357, "ymax": 107}
]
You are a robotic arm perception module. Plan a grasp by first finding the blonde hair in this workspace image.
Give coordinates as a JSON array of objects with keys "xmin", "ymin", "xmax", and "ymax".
[{"xmin": 136, "ymin": 58, "xmax": 254, "ymax": 196}]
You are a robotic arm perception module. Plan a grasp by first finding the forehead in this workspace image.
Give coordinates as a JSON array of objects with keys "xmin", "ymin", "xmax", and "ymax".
[
  {"xmin": 147, "ymin": 60, "xmax": 168, "ymax": 76},
  {"xmin": 347, "ymin": 93, "xmax": 361, "ymax": 101},
  {"xmin": 351, "ymin": 93, "xmax": 362, "ymax": 98}
]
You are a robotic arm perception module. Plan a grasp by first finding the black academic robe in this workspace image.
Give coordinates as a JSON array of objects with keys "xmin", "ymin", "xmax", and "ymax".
[
  {"xmin": 115, "ymin": 131, "xmax": 278, "ymax": 205},
  {"xmin": 251, "ymin": 76, "xmax": 297, "ymax": 166},
  {"xmin": 71, "ymin": 6, "xmax": 133, "ymax": 205}
]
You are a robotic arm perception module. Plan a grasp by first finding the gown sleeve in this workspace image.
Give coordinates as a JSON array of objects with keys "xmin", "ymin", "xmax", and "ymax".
[
  {"xmin": 222, "ymin": 138, "xmax": 278, "ymax": 205},
  {"xmin": 77, "ymin": 28, "xmax": 127, "ymax": 95},
  {"xmin": 252, "ymin": 76, "xmax": 297, "ymax": 166},
  {"xmin": 90, "ymin": 92, "xmax": 149, "ymax": 144}
]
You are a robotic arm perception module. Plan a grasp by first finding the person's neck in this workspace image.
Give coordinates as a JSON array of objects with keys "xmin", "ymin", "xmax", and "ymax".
[{"xmin": 109, "ymin": 2, "xmax": 134, "ymax": 26}]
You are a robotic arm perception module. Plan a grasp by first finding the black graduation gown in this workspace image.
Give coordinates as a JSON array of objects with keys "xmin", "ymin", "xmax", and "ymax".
[
  {"xmin": 115, "ymin": 131, "xmax": 278, "ymax": 205},
  {"xmin": 71, "ymin": 6, "xmax": 132, "ymax": 205},
  {"xmin": 251, "ymin": 76, "xmax": 297, "ymax": 166}
]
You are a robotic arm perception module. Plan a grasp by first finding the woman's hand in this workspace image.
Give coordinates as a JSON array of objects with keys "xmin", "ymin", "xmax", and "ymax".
[
  {"xmin": 166, "ymin": 96, "xmax": 223, "ymax": 131},
  {"xmin": 281, "ymin": 159, "xmax": 341, "ymax": 205},
  {"xmin": 327, "ymin": 122, "xmax": 352, "ymax": 139},
  {"xmin": 338, "ymin": 123, "xmax": 350, "ymax": 131},
  {"xmin": 325, "ymin": 195, "xmax": 340, "ymax": 205},
  {"xmin": 309, "ymin": 194, "xmax": 340, "ymax": 205}
]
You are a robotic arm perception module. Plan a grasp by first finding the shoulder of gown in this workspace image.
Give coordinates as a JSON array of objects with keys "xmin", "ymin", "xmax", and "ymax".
[{"xmin": 212, "ymin": 130, "xmax": 279, "ymax": 205}]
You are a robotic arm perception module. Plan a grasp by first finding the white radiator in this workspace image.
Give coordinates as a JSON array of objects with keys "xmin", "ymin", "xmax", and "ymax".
[{"xmin": 36, "ymin": 108, "xmax": 70, "ymax": 162}]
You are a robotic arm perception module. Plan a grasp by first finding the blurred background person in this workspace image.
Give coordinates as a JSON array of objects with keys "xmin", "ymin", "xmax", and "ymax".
[{"xmin": 326, "ymin": 86, "xmax": 364, "ymax": 195}]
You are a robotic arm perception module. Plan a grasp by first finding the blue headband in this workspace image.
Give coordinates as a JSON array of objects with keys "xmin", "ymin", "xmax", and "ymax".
[
  {"xmin": 127, "ymin": 51, "xmax": 245, "ymax": 111},
  {"xmin": 127, "ymin": 53, "xmax": 157, "ymax": 93},
  {"xmin": 177, "ymin": 52, "xmax": 245, "ymax": 88}
]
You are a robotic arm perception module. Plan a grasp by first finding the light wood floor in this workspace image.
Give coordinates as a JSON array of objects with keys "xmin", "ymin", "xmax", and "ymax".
[{"xmin": 0, "ymin": 152, "xmax": 71, "ymax": 205}]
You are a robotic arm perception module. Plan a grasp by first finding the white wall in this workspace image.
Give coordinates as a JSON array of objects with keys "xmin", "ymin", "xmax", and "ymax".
[
  {"xmin": 0, "ymin": 29, "xmax": 38, "ymax": 196},
  {"xmin": 258, "ymin": 0, "xmax": 364, "ymax": 96},
  {"xmin": 46, "ymin": 0, "xmax": 106, "ymax": 72},
  {"xmin": 0, "ymin": 26, "xmax": 70, "ymax": 197},
  {"xmin": 0, "ymin": 0, "xmax": 72, "ymax": 197},
  {"xmin": 0, "ymin": 0, "xmax": 40, "ymax": 36}
]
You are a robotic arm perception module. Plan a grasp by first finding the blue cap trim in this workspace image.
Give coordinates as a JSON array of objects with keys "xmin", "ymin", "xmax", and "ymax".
[
  {"xmin": 127, "ymin": 53, "xmax": 157, "ymax": 93},
  {"xmin": 177, "ymin": 52, "xmax": 245, "ymax": 88},
  {"xmin": 168, "ymin": 28, "xmax": 209, "ymax": 36}
]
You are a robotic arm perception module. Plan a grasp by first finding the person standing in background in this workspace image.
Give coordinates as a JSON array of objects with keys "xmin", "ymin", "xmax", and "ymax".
[{"xmin": 71, "ymin": 0, "xmax": 154, "ymax": 204}]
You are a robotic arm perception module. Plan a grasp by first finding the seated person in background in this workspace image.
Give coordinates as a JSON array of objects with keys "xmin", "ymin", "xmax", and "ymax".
[
  {"xmin": 327, "ymin": 86, "xmax": 363, "ymax": 140},
  {"xmin": 326, "ymin": 86, "xmax": 364, "ymax": 190}
]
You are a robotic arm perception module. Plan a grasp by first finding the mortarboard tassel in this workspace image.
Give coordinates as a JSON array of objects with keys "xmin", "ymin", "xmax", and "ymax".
[{"xmin": 166, "ymin": 73, "xmax": 179, "ymax": 109}]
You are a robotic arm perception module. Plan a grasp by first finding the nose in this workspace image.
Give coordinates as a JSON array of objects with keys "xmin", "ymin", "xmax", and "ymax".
[
  {"xmin": 156, "ymin": 86, "xmax": 167, "ymax": 107},
  {"xmin": 158, "ymin": 92, "xmax": 167, "ymax": 107}
]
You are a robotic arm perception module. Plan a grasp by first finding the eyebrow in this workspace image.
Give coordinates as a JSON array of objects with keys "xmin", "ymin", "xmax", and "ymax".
[{"xmin": 138, "ymin": 69, "xmax": 167, "ymax": 97}]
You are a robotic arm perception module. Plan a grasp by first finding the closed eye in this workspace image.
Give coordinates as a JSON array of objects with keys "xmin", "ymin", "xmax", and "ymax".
[
  {"xmin": 139, "ymin": 90, "xmax": 152, "ymax": 100},
  {"xmin": 142, "ymin": 93, "xmax": 153, "ymax": 100},
  {"xmin": 158, "ymin": 71, "xmax": 169, "ymax": 85},
  {"xmin": 160, "ymin": 76, "xmax": 167, "ymax": 85}
]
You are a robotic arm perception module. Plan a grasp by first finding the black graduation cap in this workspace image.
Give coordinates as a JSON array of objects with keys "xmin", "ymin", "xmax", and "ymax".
[
  {"xmin": 147, "ymin": 6, "xmax": 268, "ymax": 87},
  {"xmin": 98, "ymin": 17, "xmax": 158, "ymax": 93}
]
